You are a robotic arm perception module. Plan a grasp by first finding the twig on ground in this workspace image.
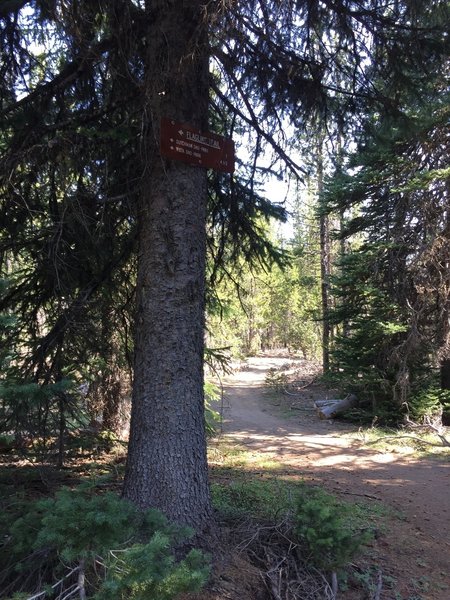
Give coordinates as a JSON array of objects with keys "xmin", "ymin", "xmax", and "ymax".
[
  {"xmin": 365, "ymin": 435, "xmax": 448, "ymax": 448},
  {"xmin": 77, "ymin": 558, "xmax": 86, "ymax": 600},
  {"xmin": 331, "ymin": 570, "xmax": 338, "ymax": 599},
  {"xmin": 336, "ymin": 490, "xmax": 382, "ymax": 501},
  {"xmin": 236, "ymin": 520, "xmax": 288, "ymax": 553},
  {"xmin": 373, "ymin": 569, "xmax": 383, "ymax": 600},
  {"xmin": 289, "ymin": 403, "xmax": 315, "ymax": 410},
  {"xmin": 26, "ymin": 566, "xmax": 80, "ymax": 600},
  {"xmin": 235, "ymin": 518, "xmax": 342, "ymax": 599},
  {"xmin": 58, "ymin": 583, "xmax": 81, "ymax": 600},
  {"xmin": 283, "ymin": 377, "xmax": 318, "ymax": 396},
  {"xmin": 404, "ymin": 415, "xmax": 450, "ymax": 446}
]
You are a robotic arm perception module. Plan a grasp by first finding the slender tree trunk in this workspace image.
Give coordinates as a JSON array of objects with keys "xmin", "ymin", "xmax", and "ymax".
[
  {"xmin": 122, "ymin": 1, "xmax": 213, "ymax": 533},
  {"xmin": 101, "ymin": 371, "xmax": 122, "ymax": 434},
  {"xmin": 439, "ymin": 204, "xmax": 450, "ymax": 413},
  {"xmin": 57, "ymin": 393, "xmax": 65, "ymax": 468},
  {"xmin": 339, "ymin": 208, "xmax": 350, "ymax": 339},
  {"xmin": 320, "ymin": 212, "xmax": 331, "ymax": 372},
  {"xmin": 441, "ymin": 359, "xmax": 450, "ymax": 389},
  {"xmin": 337, "ymin": 132, "xmax": 349, "ymax": 340},
  {"xmin": 318, "ymin": 141, "xmax": 331, "ymax": 372}
]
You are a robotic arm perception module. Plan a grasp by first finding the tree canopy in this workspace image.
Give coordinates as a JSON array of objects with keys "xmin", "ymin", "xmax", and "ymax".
[{"xmin": 322, "ymin": 98, "xmax": 450, "ymax": 420}]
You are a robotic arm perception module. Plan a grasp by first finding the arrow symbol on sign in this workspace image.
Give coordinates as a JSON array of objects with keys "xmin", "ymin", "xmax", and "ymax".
[{"xmin": 178, "ymin": 129, "xmax": 184, "ymax": 136}]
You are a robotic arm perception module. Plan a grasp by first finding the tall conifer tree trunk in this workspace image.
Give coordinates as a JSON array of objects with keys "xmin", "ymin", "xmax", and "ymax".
[
  {"xmin": 439, "ymin": 210, "xmax": 450, "ymax": 399},
  {"xmin": 317, "ymin": 138, "xmax": 331, "ymax": 373},
  {"xmin": 122, "ymin": 1, "xmax": 213, "ymax": 532}
]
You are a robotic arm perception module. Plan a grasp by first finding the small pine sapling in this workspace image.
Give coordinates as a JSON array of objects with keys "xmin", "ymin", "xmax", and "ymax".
[
  {"xmin": 7, "ymin": 483, "xmax": 210, "ymax": 599},
  {"xmin": 294, "ymin": 488, "xmax": 370, "ymax": 572}
]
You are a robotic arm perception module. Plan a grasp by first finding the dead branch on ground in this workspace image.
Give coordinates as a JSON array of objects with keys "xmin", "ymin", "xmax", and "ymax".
[{"xmin": 235, "ymin": 519, "xmax": 338, "ymax": 599}]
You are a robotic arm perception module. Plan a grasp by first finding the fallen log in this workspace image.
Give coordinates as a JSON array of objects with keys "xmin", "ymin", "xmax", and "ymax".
[
  {"xmin": 315, "ymin": 399, "xmax": 339, "ymax": 407},
  {"xmin": 314, "ymin": 394, "xmax": 358, "ymax": 419}
]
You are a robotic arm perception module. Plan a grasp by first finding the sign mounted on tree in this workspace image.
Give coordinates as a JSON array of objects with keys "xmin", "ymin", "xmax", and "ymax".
[{"xmin": 160, "ymin": 118, "xmax": 235, "ymax": 173}]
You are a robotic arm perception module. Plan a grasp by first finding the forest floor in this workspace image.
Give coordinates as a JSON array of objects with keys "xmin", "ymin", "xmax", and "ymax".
[
  {"xmin": 212, "ymin": 353, "xmax": 450, "ymax": 600},
  {"xmin": 1, "ymin": 354, "xmax": 449, "ymax": 600}
]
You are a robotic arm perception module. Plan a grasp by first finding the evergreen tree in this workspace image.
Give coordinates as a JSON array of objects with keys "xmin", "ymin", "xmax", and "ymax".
[{"xmin": 322, "ymin": 100, "xmax": 450, "ymax": 420}]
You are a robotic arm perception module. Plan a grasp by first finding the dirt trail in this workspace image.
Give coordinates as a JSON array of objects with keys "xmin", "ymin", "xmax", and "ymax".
[{"xmin": 220, "ymin": 355, "xmax": 450, "ymax": 599}]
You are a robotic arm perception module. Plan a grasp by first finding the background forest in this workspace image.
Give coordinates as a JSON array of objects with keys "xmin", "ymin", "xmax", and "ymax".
[{"xmin": 208, "ymin": 98, "xmax": 450, "ymax": 427}]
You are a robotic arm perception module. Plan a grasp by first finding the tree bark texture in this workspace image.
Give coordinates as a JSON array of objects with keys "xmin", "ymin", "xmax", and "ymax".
[{"xmin": 122, "ymin": 0, "xmax": 213, "ymax": 532}]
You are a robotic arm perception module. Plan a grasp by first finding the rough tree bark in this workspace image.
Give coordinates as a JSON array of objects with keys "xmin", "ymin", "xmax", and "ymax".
[{"xmin": 122, "ymin": 1, "xmax": 213, "ymax": 533}]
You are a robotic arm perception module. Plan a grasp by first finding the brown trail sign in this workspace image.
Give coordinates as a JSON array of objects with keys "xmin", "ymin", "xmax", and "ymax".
[{"xmin": 160, "ymin": 118, "xmax": 235, "ymax": 174}]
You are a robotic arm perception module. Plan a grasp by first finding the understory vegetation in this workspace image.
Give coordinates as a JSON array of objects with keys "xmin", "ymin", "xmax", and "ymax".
[
  {"xmin": 2, "ymin": 482, "xmax": 210, "ymax": 600},
  {"xmin": 0, "ymin": 440, "xmax": 390, "ymax": 600}
]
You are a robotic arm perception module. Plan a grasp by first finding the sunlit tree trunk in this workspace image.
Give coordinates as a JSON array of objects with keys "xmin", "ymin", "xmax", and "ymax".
[
  {"xmin": 439, "ymin": 205, "xmax": 450, "ymax": 418},
  {"xmin": 318, "ymin": 138, "xmax": 331, "ymax": 372}
]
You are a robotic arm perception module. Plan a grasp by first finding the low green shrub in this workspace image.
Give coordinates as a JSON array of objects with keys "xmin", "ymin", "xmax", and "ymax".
[
  {"xmin": 204, "ymin": 381, "xmax": 221, "ymax": 436},
  {"xmin": 96, "ymin": 538, "xmax": 209, "ymax": 600},
  {"xmin": 409, "ymin": 385, "xmax": 450, "ymax": 423},
  {"xmin": 13, "ymin": 486, "xmax": 137, "ymax": 562},
  {"xmin": 4, "ymin": 484, "xmax": 210, "ymax": 599},
  {"xmin": 294, "ymin": 487, "xmax": 371, "ymax": 571},
  {"xmin": 265, "ymin": 368, "xmax": 289, "ymax": 392}
]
